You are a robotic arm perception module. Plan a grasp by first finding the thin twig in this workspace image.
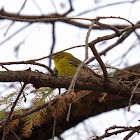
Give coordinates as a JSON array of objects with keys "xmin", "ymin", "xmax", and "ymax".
[
  {"xmin": 0, "ymin": 23, "xmax": 31, "ymax": 46},
  {"xmin": 66, "ymin": 90, "xmax": 92, "ymax": 122},
  {"xmin": 106, "ymin": 65, "xmax": 140, "ymax": 77},
  {"xmin": 0, "ymin": 65, "xmax": 10, "ymax": 71},
  {"xmin": 4, "ymin": 0, "xmax": 28, "ymax": 36},
  {"xmin": 95, "ymin": 20, "xmax": 120, "ymax": 35},
  {"xmin": 92, "ymin": 125, "xmax": 140, "ymax": 140},
  {"xmin": 7, "ymin": 124, "xmax": 21, "ymax": 140},
  {"xmin": 85, "ymin": 20, "xmax": 96, "ymax": 59},
  {"xmin": 66, "ymin": 20, "xmax": 95, "ymax": 94},
  {"xmin": 49, "ymin": 22, "xmax": 56, "ymax": 68},
  {"xmin": 75, "ymin": 0, "xmax": 138, "ymax": 16},
  {"xmin": 0, "ymin": 61, "xmax": 54, "ymax": 75},
  {"xmin": 62, "ymin": 0, "xmax": 73, "ymax": 16},
  {"xmin": 0, "ymin": 45, "xmax": 84, "ymax": 65},
  {"xmin": 52, "ymin": 114, "xmax": 57, "ymax": 140},
  {"xmin": 2, "ymin": 83, "xmax": 26, "ymax": 140},
  {"xmin": 66, "ymin": 61, "xmax": 85, "ymax": 94},
  {"xmin": 97, "ymin": 16, "xmax": 134, "ymax": 26},
  {"xmin": 19, "ymin": 0, "xmax": 28, "ymax": 13},
  {"xmin": 128, "ymin": 80, "xmax": 140, "ymax": 111},
  {"xmin": 123, "ymin": 130, "xmax": 136, "ymax": 140},
  {"xmin": 7, "ymin": 83, "xmax": 26, "ymax": 121},
  {"xmin": 12, "ymin": 101, "xmax": 49, "ymax": 120},
  {"xmin": 66, "ymin": 103, "xmax": 72, "ymax": 122},
  {"xmin": 31, "ymin": 0, "xmax": 43, "ymax": 14},
  {"xmin": 34, "ymin": 62, "xmax": 54, "ymax": 75},
  {"xmin": 51, "ymin": 0, "xmax": 57, "ymax": 12}
]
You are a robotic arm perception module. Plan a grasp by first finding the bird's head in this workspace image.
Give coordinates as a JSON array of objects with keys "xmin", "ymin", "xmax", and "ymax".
[{"xmin": 52, "ymin": 52, "xmax": 71, "ymax": 61}]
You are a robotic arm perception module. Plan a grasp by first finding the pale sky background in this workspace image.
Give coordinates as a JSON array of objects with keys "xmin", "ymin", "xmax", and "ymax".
[{"xmin": 0, "ymin": 0, "xmax": 140, "ymax": 139}]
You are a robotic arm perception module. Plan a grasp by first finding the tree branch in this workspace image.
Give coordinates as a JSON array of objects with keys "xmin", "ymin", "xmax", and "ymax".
[{"xmin": 0, "ymin": 70, "xmax": 139, "ymax": 102}]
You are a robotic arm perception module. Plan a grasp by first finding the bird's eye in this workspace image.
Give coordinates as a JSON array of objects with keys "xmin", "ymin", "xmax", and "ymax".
[{"xmin": 57, "ymin": 54, "xmax": 60, "ymax": 56}]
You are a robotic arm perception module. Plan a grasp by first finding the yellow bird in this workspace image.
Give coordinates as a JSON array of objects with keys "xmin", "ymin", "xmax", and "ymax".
[{"xmin": 52, "ymin": 52, "xmax": 101, "ymax": 78}]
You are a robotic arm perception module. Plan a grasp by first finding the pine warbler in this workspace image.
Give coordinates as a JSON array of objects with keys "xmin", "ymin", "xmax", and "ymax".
[{"xmin": 52, "ymin": 52, "xmax": 101, "ymax": 78}]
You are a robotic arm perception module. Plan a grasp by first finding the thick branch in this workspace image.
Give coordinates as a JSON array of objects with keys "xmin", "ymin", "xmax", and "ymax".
[{"xmin": 0, "ymin": 70, "xmax": 139, "ymax": 102}]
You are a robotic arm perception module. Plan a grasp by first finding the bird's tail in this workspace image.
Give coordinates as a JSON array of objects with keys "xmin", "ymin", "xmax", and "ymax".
[{"xmin": 82, "ymin": 65, "xmax": 102, "ymax": 79}]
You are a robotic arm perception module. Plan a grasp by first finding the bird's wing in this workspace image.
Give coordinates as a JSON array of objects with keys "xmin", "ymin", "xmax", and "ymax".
[
  {"xmin": 82, "ymin": 65, "xmax": 101, "ymax": 78},
  {"xmin": 68, "ymin": 57, "xmax": 82, "ymax": 67},
  {"xmin": 68, "ymin": 58, "xmax": 101, "ymax": 78}
]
